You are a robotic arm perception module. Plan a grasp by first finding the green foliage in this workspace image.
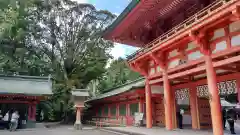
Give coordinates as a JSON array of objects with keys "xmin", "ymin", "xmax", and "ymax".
[
  {"xmin": 0, "ymin": 0, "xmax": 116, "ymax": 122},
  {"xmin": 97, "ymin": 58, "xmax": 141, "ymax": 94}
]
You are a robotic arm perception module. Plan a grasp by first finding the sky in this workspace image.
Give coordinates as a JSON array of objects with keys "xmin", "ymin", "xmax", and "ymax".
[{"xmin": 76, "ymin": 0, "xmax": 139, "ymax": 59}]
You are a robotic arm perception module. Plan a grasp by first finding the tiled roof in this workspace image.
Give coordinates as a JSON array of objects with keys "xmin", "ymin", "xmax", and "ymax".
[
  {"xmin": 0, "ymin": 75, "xmax": 52, "ymax": 96},
  {"xmin": 72, "ymin": 89, "xmax": 89, "ymax": 97},
  {"xmin": 102, "ymin": 0, "xmax": 140, "ymax": 38},
  {"xmin": 85, "ymin": 78, "xmax": 145, "ymax": 103}
]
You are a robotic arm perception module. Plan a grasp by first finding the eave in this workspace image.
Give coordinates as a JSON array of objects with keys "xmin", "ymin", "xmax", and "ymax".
[{"xmin": 102, "ymin": 0, "xmax": 140, "ymax": 41}]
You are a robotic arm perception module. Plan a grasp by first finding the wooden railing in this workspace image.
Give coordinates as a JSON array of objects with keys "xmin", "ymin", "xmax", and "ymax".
[{"xmin": 127, "ymin": 0, "xmax": 235, "ymax": 61}]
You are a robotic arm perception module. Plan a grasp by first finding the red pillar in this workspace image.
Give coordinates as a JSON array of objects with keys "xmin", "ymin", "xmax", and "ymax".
[
  {"xmin": 32, "ymin": 104, "xmax": 36, "ymax": 121},
  {"xmin": 189, "ymin": 87, "xmax": 198, "ymax": 129},
  {"xmin": 145, "ymin": 79, "xmax": 152, "ymax": 128},
  {"xmin": 163, "ymin": 70, "xmax": 173, "ymax": 130},
  {"xmin": 126, "ymin": 104, "xmax": 130, "ymax": 116},
  {"xmin": 117, "ymin": 104, "xmax": 119, "ymax": 117},
  {"xmin": 205, "ymin": 55, "xmax": 223, "ymax": 135},
  {"xmin": 108, "ymin": 106, "xmax": 111, "ymax": 117},
  {"xmin": 139, "ymin": 99, "xmax": 143, "ymax": 113},
  {"xmin": 28, "ymin": 104, "xmax": 32, "ymax": 120}
]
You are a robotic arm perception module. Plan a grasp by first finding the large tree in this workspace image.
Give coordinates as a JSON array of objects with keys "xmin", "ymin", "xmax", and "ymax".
[
  {"xmin": 0, "ymin": 0, "xmax": 116, "ymax": 122},
  {"xmin": 0, "ymin": 0, "xmax": 52, "ymax": 76},
  {"xmin": 31, "ymin": 0, "xmax": 116, "ymax": 121}
]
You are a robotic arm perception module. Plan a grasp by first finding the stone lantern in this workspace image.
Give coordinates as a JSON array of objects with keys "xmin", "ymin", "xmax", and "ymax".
[{"xmin": 72, "ymin": 89, "xmax": 89, "ymax": 130}]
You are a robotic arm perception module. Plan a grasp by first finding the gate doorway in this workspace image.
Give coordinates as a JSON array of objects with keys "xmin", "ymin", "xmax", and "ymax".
[{"xmin": 175, "ymin": 88, "xmax": 192, "ymax": 129}]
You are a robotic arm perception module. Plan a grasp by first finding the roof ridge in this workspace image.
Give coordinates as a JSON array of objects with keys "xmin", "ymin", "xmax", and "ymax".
[
  {"xmin": 85, "ymin": 77, "xmax": 145, "ymax": 103},
  {"xmin": 102, "ymin": 77, "xmax": 145, "ymax": 93},
  {"xmin": 0, "ymin": 74, "xmax": 50, "ymax": 80}
]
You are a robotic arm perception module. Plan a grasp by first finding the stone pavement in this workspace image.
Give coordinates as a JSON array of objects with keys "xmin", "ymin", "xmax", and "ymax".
[
  {"xmin": 0, "ymin": 126, "xmax": 117, "ymax": 135},
  {"xmin": 1, "ymin": 125, "xmax": 240, "ymax": 135},
  {"xmin": 104, "ymin": 126, "xmax": 240, "ymax": 135}
]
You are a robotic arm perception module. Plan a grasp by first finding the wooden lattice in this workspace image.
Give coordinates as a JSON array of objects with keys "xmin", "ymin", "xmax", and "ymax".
[
  {"xmin": 197, "ymin": 80, "xmax": 237, "ymax": 97},
  {"xmin": 175, "ymin": 88, "xmax": 189, "ymax": 100}
]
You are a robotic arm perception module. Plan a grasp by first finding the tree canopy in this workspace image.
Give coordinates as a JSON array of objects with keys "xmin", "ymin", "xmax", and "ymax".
[
  {"xmin": 95, "ymin": 58, "xmax": 141, "ymax": 94},
  {"xmin": 0, "ymin": 0, "xmax": 116, "ymax": 122}
]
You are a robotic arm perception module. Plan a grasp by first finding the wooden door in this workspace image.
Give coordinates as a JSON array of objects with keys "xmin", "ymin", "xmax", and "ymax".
[{"xmin": 197, "ymin": 98, "xmax": 212, "ymax": 129}]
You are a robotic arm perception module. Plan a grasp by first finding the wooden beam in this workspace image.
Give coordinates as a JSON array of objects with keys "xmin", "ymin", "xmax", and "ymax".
[
  {"xmin": 150, "ymin": 54, "xmax": 240, "ymax": 84},
  {"xmin": 217, "ymin": 66, "xmax": 239, "ymax": 72},
  {"xmin": 129, "ymin": 0, "xmax": 240, "ymax": 62},
  {"xmin": 148, "ymin": 46, "xmax": 240, "ymax": 79}
]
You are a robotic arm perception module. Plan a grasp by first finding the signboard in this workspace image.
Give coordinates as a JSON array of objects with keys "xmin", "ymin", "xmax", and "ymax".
[{"xmin": 134, "ymin": 112, "xmax": 144, "ymax": 122}]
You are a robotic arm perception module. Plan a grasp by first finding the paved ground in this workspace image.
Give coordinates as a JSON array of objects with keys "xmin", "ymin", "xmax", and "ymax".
[
  {"xmin": 104, "ymin": 126, "xmax": 240, "ymax": 135},
  {"xmin": 1, "ymin": 125, "xmax": 240, "ymax": 135},
  {"xmin": 0, "ymin": 127, "xmax": 117, "ymax": 135}
]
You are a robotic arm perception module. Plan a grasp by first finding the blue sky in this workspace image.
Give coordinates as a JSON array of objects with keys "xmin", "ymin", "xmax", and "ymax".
[{"xmin": 76, "ymin": 0, "xmax": 139, "ymax": 59}]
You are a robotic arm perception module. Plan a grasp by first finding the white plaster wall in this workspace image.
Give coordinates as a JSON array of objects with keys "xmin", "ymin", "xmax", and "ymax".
[
  {"xmin": 229, "ymin": 20, "xmax": 240, "ymax": 32},
  {"xmin": 210, "ymin": 28, "xmax": 225, "ymax": 41},
  {"xmin": 212, "ymin": 40, "xmax": 227, "ymax": 53}
]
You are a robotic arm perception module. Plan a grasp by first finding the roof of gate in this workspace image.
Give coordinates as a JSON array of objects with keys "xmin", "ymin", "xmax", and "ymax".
[
  {"xmin": 85, "ymin": 78, "xmax": 145, "ymax": 103},
  {"xmin": 0, "ymin": 75, "xmax": 52, "ymax": 96}
]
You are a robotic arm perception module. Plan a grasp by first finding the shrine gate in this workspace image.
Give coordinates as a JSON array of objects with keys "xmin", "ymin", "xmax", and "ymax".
[{"xmin": 101, "ymin": 0, "xmax": 240, "ymax": 135}]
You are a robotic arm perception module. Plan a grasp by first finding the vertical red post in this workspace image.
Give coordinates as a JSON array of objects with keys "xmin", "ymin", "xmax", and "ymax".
[
  {"xmin": 145, "ymin": 79, "xmax": 152, "ymax": 128},
  {"xmin": 127, "ymin": 104, "xmax": 131, "ymax": 116},
  {"xmin": 205, "ymin": 55, "xmax": 223, "ymax": 135},
  {"xmin": 32, "ymin": 104, "xmax": 36, "ymax": 121},
  {"xmin": 116, "ymin": 104, "xmax": 119, "ymax": 117},
  {"xmin": 28, "ymin": 105, "xmax": 31, "ymax": 120},
  {"xmin": 139, "ymin": 99, "xmax": 143, "ymax": 113},
  {"xmin": 126, "ymin": 104, "xmax": 129, "ymax": 116},
  {"xmin": 163, "ymin": 70, "xmax": 173, "ymax": 130},
  {"xmin": 108, "ymin": 105, "xmax": 111, "ymax": 117},
  {"xmin": 189, "ymin": 86, "xmax": 198, "ymax": 129}
]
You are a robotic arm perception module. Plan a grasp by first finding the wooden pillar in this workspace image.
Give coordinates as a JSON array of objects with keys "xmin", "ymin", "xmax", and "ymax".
[
  {"xmin": 189, "ymin": 86, "xmax": 198, "ymax": 129},
  {"xmin": 163, "ymin": 70, "xmax": 173, "ymax": 130},
  {"xmin": 126, "ymin": 104, "xmax": 130, "ymax": 116},
  {"xmin": 117, "ymin": 104, "xmax": 119, "ymax": 117},
  {"xmin": 108, "ymin": 106, "xmax": 111, "ymax": 117},
  {"xmin": 139, "ymin": 99, "xmax": 143, "ymax": 113},
  {"xmin": 172, "ymin": 90, "xmax": 177, "ymax": 129},
  {"xmin": 145, "ymin": 79, "xmax": 152, "ymax": 128},
  {"xmin": 205, "ymin": 55, "xmax": 223, "ymax": 135},
  {"xmin": 28, "ymin": 104, "xmax": 32, "ymax": 120},
  {"xmin": 32, "ymin": 104, "xmax": 36, "ymax": 121}
]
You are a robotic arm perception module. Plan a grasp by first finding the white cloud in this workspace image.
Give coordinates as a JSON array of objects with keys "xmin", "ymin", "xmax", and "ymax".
[
  {"xmin": 114, "ymin": 12, "xmax": 120, "ymax": 16},
  {"xmin": 107, "ymin": 43, "xmax": 139, "ymax": 68},
  {"xmin": 110, "ymin": 43, "xmax": 139, "ymax": 59},
  {"xmin": 110, "ymin": 43, "xmax": 126, "ymax": 59},
  {"xmin": 74, "ymin": 0, "xmax": 89, "ymax": 3}
]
